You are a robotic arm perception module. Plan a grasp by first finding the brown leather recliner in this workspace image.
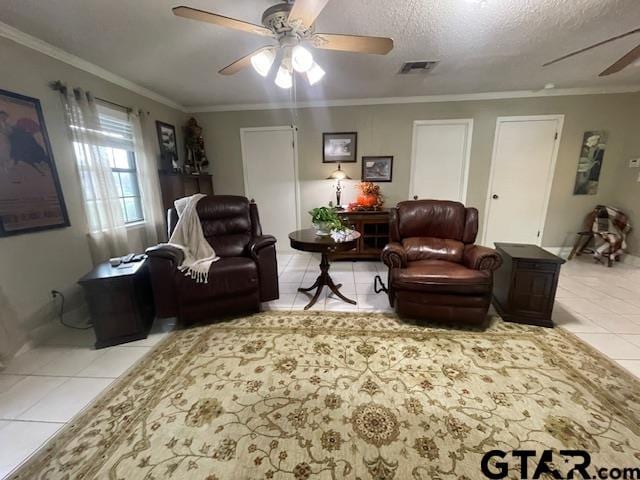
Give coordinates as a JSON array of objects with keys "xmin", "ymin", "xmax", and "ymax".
[
  {"xmin": 381, "ymin": 200, "xmax": 502, "ymax": 325},
  {"xmin": 146, "ymin": 196, "xmax": 279, "ymax": 324}
]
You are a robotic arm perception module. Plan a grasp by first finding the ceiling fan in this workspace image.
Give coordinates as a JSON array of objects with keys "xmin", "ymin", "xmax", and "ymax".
[
  {"xmin": 543, "ymin": 28, "xmax": 640, "ymax": 76},
  {"xmin": 172, "ymin": 0, "xmax": 394, "ymax": 89}
]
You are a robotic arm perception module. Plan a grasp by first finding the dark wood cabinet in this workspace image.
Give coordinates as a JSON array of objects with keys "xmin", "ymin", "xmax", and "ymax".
[
  {"xmin": 492, "ymin": 243, "xmax": 565, "ymax": 327},
  {"xmin": 78, "ymin": 260, "xmax": 155, "ymax": 348},
  {"xmin": 331, "ymin": 209, "xmax": 390, "ymax": 260},
  {"xmin": 158, "ymin": 172, "xmax": 214, "ymax": 213}
]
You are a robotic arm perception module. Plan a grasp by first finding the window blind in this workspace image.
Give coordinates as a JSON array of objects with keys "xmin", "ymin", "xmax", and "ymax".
[{"xmin": 95, "ymin": 103, "xmax": 134, "ymax": 151}]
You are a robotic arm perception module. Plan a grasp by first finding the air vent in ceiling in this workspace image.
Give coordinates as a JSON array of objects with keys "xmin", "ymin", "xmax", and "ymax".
[{"xmin": 399, "ymin": 61, "xmax": 439, "ymax": 75}]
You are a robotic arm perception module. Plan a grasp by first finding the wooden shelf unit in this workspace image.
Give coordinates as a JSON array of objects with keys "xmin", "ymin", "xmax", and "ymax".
[
  {"xmin": 331, "ymin": 209, "xmax": 390, "ymax": 260},
  {"xmin": 158, "ymin": 171, "xmax": 213, "ymax": 213}
]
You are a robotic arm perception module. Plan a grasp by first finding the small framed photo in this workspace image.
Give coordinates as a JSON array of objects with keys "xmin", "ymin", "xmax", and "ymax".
[
  {"xmin": 155, "ymin": 121, "xmax": 178, "ymax": 172},
  {"xmin": 323, "ymin": 132, "xmax": 357, "ymax": 163},
  {"xmin": 362, "ymin": 156, "xmax": 393, "ymax": 182}
]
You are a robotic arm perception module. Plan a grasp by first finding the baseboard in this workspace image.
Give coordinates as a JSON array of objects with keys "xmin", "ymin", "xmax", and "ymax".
[
  {"xmin": 27, "ymin": 302, "xmax": 90, "ymax": 347},
  {"xmin": 541, "ymin": 246, "xmax": 568, "ymax": 258},
  {"xmin": 543, "ymin": 246, "xmax": 640, "ymax": 267},
  {"xmin": 20, "ymin": 286, "xmax": 90, "ymax": 351},
  {"xmin": 622, "ymin": 254, "xmax": 640, "ymax": 267}
]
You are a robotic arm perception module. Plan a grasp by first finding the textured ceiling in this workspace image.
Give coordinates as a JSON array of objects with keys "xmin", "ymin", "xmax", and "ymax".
[{"xmin": 1, "ymin": 0, "xmax": 640, "ymax": 108}]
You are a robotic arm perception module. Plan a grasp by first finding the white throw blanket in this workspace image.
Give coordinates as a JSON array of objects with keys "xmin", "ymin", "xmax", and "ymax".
[{"xmin": 166, "ymin": 194, "xmax": 219, "ymax": 283}]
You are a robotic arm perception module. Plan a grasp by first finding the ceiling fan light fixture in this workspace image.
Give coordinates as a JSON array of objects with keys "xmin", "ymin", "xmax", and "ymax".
[
  {"xmin": 250, "ymin": 48, "xmax": 276, "ymax": 77},
  {"xmin": 292, "ymin": 45, "xmax": 314, "ymax": 73},
  {"xmin": 306, "ymin": 62, "xmax": 326, "ymax": 85}
]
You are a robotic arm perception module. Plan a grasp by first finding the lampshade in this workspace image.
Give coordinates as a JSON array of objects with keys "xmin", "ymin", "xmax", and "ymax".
[
  {"xmin": 306, "ymin": 62, "xmax": 326, "ymax": 86},
  {"xmin": 327, "ymin": 164, "xmax": 351, "ymax": 180},
  {"xmin": 292, "ymin": 45, "xmax": 314, "ymax": 73},
  {"xmin": 250, "ymin": 48, "xmax": 276, "ymax": 77},
  {"xmin": 275, "ymin": 52, "xmax": 293, "ymax": 89}
]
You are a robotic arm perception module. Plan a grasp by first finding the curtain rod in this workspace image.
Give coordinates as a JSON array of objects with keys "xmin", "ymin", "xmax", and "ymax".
[{"xmin": 49, "ymin": 80, "xmax": 133, "ymax": 113}]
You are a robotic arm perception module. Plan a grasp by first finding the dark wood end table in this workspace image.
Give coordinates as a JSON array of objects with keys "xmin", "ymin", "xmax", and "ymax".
[
  {"xmin": 78, "ymin": 259, "xmax": 155, "ymax": 348},
  {"xmin": 289, "ymin": 229, "xmax": 361, "ymax": 310},
  {"xmin": 492, "ymin": 243, "xmax": 565, "ymax": 328}
]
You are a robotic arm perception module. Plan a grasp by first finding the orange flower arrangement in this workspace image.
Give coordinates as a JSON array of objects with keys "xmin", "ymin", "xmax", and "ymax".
[{"xmin": 351, "ymin": 182, "xmax": 384, "ymax": 210}]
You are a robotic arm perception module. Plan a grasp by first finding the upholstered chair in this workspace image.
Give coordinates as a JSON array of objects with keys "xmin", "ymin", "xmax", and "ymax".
[
  {"xmin": 146, "ymin": 196, "xmax": 278, "ymax": 324},
  {"xmin": 382, "ymin": 199, "xmax": 502, "ymax": 325}
]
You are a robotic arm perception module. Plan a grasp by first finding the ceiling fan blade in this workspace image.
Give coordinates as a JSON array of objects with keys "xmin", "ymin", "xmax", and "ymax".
[
  {"xmin": 172, "ymin": 6, "xmax": 273, "ymax": 37},
  {"xmin": 288, "ymin": 0, "xmax": 331, "ymax": 29},
  {"xmin": 543, "ymin": 27, "xmax": 640, "ymax": 67},
  {"xmin": 218, "ymin": 46, "xmax": 272, "ymax": 76},
  {"xmin": 599, "ymin": 43, "xmax": 640, "ymax": 76},
  {"xmin": 312, "ymin": 33, "xmax": 394, "ymax": 55}
]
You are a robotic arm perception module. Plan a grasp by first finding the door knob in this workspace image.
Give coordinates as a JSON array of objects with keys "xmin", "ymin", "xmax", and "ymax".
[{"xmin": 492, "ymin": 194, "xmax": 499, "ymax": 199}]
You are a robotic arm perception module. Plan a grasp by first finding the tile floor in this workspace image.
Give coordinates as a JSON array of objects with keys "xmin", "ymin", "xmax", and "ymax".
[{"xmin": 2, "ymin": 252, "xmax": 640, "ymax": 477}]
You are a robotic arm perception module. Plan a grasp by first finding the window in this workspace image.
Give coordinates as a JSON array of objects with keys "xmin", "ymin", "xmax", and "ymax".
[
  {"xmin": 73, "ymin": 103, "xmax": 144, "ymax": 229},
  {"xmin": 104, "ymin": 146, "xmax": 143, "ymax": 224}
]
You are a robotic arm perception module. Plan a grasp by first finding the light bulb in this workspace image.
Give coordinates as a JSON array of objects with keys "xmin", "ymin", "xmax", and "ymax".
[
  {"xmin": 275, "ymin": 64, "xmax": 292, "ymax": 89},
  {"xmin": 251, "ymin": 48, "xmax": 275, "ymax": 77},
  {"xmin": 292, "ymin": 45, "xmax": 314, "ymax": 73},
  {"xmin": 306, "ymin": 62, "xmax": 325, "ymax": 86}
]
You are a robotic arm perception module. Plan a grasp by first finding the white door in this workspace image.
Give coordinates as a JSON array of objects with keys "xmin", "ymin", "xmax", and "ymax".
[
  {"xmin": 483, "ymin": 115, "xmax": 564, "ymax": 247},
  {"xmin": 241, "ymin": 126, "xmax": 299, "ymax": 251},
  {"xmin": 410, "ymin": 119, "xmax": 473, "ymax": 202}
]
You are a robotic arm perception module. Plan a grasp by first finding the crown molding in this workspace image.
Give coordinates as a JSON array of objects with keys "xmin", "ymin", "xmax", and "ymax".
[
  {"xmin": 187, "ymin": 85, "xmax": 640, "ymax": 113},
  {"xmin": 3, "ymin": 20, "xmax": 639, "ymax": 115},
  {"xmin": 0, "ymin": 21, "xmax": 187, "ymax": 112}
]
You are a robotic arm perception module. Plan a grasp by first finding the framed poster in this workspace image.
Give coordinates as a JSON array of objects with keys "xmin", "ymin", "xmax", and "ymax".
[
  {"xmin": 362, "ymin": 156, "xmax": 393, "ymax": 182},
  {"xmin": 155, "ymin": 121, "xmax": 179, "ymax": 172},
  {"xmin": 323, "ymin": 132, "xmax": 357, "ymax": 163},
  {"xmin": 0, "ymin": 88, "xmax": 70, "ymax": 236},
  {"xmin": 573, "ymin": 131, "xmax": 607, "ymax": 195}
]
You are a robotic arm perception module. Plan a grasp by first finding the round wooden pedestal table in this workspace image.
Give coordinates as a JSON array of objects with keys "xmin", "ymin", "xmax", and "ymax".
[{"xmin": 289, "ymin": 229, "xmax": 360, "ymax": 310}]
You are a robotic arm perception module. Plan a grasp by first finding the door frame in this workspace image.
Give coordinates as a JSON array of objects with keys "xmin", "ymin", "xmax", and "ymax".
[
  {"xmin": 481, "ymin": 114, "xmax": 565, "ymax": 247},
  {"xmin": 240, "ymin": 125, "xmax": 301, "ymax": 234},
  {"xmin": 409, "ymin": 118, "xmax": 474, "ymax": 203}
]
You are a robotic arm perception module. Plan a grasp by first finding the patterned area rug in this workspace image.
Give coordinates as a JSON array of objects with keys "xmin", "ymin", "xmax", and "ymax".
[{"xmin": 12, "ymin": 312, "xmax": 640, "ymax": 479}]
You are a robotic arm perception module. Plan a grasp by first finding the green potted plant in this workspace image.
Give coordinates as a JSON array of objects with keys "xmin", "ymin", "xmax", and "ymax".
[{"xmin": 309, "ymin": 206, "xmax": 346, "ymax": 236}]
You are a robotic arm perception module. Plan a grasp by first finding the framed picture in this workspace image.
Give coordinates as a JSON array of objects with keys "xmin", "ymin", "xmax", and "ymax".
[
  {"xmin": 323, "ymin": 132, "xmax": 357, "ymax": 163},
  {"xmin": 362, "ymin": 156, "xmax": 393, "ymax": 182},
  {"xmin": 573, "ymin": 131, "xmax": 607, "ymax": 195},
  {"xmin": 0, "ymin": 88, "xmax": 70, "ymax": 237},
  {"xmin": 155, "ymin": 121, "xmax": 179, "ymax": 171}
]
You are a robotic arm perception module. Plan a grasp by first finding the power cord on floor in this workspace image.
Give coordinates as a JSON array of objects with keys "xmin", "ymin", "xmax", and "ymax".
[{"xmin": 51, "ymin": 290, "xmax": 93, "ymax": 330}]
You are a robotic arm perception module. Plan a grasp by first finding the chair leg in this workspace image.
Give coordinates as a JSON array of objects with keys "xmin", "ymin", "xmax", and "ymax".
[{"xmin": 569, "ymin": 233, "xmax": 592, "ymax": 260}]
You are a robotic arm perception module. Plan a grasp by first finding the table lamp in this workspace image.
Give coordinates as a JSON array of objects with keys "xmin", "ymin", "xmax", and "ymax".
[{"xmin": 327, "ymin": 164, "xmax": 351, "ymax": 209}]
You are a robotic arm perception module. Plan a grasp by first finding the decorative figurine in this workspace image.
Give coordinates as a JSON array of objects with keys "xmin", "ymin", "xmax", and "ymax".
[{"xmin": 184, "ymin": 117, "xmax": 210, "ymax": 173}]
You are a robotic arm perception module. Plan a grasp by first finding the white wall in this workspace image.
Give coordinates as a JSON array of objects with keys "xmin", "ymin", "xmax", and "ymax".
[
  {"xmin": 0, "ymin": 37, "xmax": 187, "ymax": 360},
  {"xmin": 196, "ymin": 92, "xmax": 640, "ymax": 252}
]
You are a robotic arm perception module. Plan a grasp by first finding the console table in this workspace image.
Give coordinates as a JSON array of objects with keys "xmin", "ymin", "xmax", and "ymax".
[
  {"xmin": 492, "ymin": 243, "xmax": 565, "ymax": 327},
  {"xmin": 333, "ymin": 209, "xmax": 390, "ymax": 260}
]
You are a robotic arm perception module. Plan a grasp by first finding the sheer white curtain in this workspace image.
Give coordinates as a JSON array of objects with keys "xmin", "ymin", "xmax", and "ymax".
[
  {"xmin": 131, "ymin": 111, "xmax": 165, "ymax": 244},
  {"xmin": 60, "ymin": 88, "xmax": 129, "ymax": 263},
  {"xmin": 0, "ymin": 286, "xmax": 27, "ymax": 367}
]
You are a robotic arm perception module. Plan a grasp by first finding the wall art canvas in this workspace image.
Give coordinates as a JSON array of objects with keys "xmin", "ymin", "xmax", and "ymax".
[
  {"xmin": 0, "ymin": 88, "xmax": 69, "ymax": 236},
  {"xmin": 362, "ymin": 156, "xmax": 393, "ymax": 182},
  {"xmin": 323, "ymin": 132, "xmax": 357, "ymax": 163},
  {"xmin": 573, "ymin": 131, "xmax": 607, "ymax": 195},
  {"xmin": 156, "ymin": 121, "xmax": 179, "ymax": 172}
]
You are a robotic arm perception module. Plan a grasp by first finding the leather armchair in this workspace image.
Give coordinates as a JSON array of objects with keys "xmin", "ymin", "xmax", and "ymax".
[
  {"xmin": 146, "ymin": 196, "xmax": 279, "ymax": 324},
  {"xmin": 382, "ymin": 200, "xmax": 502, "ymax": 325}
]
